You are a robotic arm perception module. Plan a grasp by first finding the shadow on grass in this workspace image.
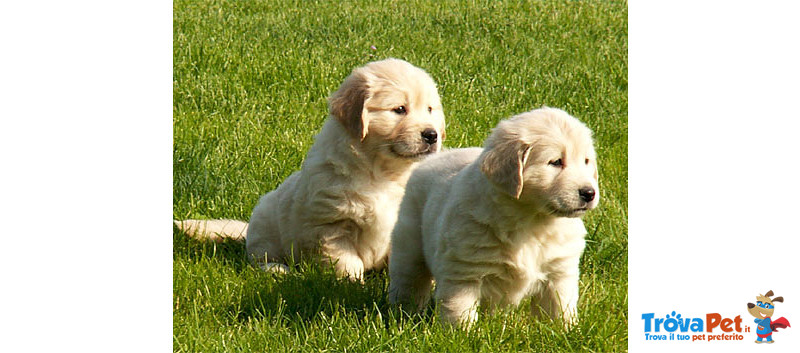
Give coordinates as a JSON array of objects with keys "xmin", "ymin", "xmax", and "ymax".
[
  {"xmin": 235, "ymin": 264, "xmax": 390, "ymax": 322},
  {"xmin": 233, "ymin": 265, "xmax": 440, "ymax": 329},
  {"xmin": 174, "ymin": 226, "xmax": 435, "ymax": 326},
  {"xmin": 173, "ymin": 225, "xmax": 250, "ymax": 272}
]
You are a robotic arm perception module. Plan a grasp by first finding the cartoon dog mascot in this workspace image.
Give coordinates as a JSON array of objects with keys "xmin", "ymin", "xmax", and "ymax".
[{"xmin": 747, "ymin": 290, "xmax": 791, "ymax": 343}]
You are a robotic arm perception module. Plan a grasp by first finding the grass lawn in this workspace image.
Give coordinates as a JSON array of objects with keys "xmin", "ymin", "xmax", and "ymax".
[{"xmin": 173, "ymin": 0, "xmax": 627, "ymax": 351}]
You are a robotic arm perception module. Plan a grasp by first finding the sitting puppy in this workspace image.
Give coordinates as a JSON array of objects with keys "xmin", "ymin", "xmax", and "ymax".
[
  {"xmin": 387, "ymin": 107, "xmax": 598, "ymax": 327},
  {"xmin": 177, "ymin": 58, "xmax": 446, "ymax": 280}
]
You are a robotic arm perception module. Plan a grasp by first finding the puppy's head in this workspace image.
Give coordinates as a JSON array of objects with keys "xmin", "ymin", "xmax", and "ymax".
[
  {"xmin": 328, "ymin": 58, "xmax": 445, "ymax": 160},
  {"xmin": 480, "ymin": 107, "xmax": 599, "ymax": 217}
]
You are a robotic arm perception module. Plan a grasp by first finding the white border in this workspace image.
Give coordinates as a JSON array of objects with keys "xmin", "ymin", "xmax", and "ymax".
[
  {"xmin": 0, "ymin": 1, "xmax": 171, "ymax": 351},
  {"xmin": 630, "ymin": 1, "xmax": 800, "ymax": 352}
]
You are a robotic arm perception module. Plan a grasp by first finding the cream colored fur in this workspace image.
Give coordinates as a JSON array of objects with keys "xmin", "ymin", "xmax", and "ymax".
[
  {"xmin": 177, "ymin": 59, "xmax": 445, "ymax": 280},
  {"xmin": 173, "ymin": 219, "xmax": 248, "ymax": 242},
  {"xmin": 387, "ymin": 107, "xmax": 599, "ymax": 328}
]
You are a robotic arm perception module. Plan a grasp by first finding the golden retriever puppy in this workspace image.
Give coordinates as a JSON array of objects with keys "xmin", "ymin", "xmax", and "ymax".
[
  {"xmin": 177, "ymin": 58, "xmax": 446, "ymax": 280},
  {"xmin": 387, "ymin": 107, "xmax": 598, "ymax": 327}
]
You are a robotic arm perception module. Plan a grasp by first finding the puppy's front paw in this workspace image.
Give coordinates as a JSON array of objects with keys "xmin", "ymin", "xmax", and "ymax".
[
  {"xmin": 437, "ymin": 281, "xmax": 481, "ymax": 329},
  {"xmin": 335, "ymin": 258, "xmax": 365, "ymax": 283},
  {"xmin": 439, "ymin": 305, "xmax": 478, "ymax": 329}
]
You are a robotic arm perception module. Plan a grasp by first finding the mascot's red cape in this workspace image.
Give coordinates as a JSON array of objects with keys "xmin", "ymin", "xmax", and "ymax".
[{"xmin": 770, "ymin": 317, "xmax": 791, "ymax": 332}]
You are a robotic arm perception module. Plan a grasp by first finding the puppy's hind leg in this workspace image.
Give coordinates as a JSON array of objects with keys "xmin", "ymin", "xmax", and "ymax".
[
  {"xmin": 387, "ymin": 256, "xmax": 433, "ymax": 312},
  {"xmin": 387, "ymin": 206, "xmax": 433, "ymax": 311},
  {"xmin": 259, "ymin": 262, "xmax": 291, "ymax": 274}
]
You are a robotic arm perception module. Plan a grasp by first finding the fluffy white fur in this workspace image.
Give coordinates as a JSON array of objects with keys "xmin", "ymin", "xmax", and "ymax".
[
  {"xmin": 387, "ymin": 107, "xmax": 599, "ymax": 328},
  {"xmin": 177, "ymin": 59, "xmax": 446, "ymax": 280},
  {"xmin": 173, "ymin": 219, "xmax": 248, "ymax": 241}
]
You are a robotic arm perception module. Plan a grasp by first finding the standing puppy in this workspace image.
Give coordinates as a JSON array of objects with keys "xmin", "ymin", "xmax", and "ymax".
[
  {"xmin": 388, "ymin": 107, "xmax": 598, "ymax": 327},
  {"xmin": 178, "ymin": 59, "xmax": 446, "ymax": 280}
]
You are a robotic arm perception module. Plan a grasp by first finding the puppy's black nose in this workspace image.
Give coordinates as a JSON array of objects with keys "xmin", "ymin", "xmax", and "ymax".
[
  {"xmin": 747, "ymin": 303, "xmax": 755, "ymax": 309},
  {"xmin": 421, "ymin": 129, "xmax": 438, "ymax": 145},
  {"xmin": 579, "ymin": 187, "xmax": 595, "ymax": 202}
]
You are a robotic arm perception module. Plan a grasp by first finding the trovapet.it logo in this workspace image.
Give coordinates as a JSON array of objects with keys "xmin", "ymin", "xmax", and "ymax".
[
  {"xmin": 641, "ymin": 289, "xmax": 792, "ymax": 344},
  {"xmin": 745, "ymin": 290, "xmax": 791, "ymax": 344},
  {"xmin": 642, "ymin": 311, "xmax": 747, "ymax": 342}
]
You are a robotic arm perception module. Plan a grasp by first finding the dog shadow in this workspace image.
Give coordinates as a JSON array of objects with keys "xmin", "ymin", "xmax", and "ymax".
[
  {"xmin": 232, "ymin": 267, "xmax": 439, "ymax": 327},
  {"xmin": 174, "ymin": 227, "xmax": 433, "ymax": 325},
  {"xmin": 234, "ymin": 265, "xmax": 391, "ymax": 322},
  {"xmin": 173, "ymin": 225, "xmax": 250, "ymax": 271}
]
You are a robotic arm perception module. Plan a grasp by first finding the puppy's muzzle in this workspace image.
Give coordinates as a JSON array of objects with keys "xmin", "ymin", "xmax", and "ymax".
[
  {"xmin": 579, "ymin": 187, "xmax": 596, "ymax": 203},
  {"xmin": 421, "ymin": 128, "xmax": 438, "ymax": 145}
]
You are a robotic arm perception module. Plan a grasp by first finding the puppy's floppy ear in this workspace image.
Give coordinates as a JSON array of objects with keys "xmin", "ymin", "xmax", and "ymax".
[
  {"xmin": 480, "ymin": 137, "xmax": 532, "ymax": 199},
  {"xmin": 773, "ymin": 296, "xmax": 784, "ymax": 303},
  {"xmin": 328, "ymin": 68, "xmax": 371, "ymax": 140},
  {"xmin": 765, "ymin": 290, "xmax": 774, "ymax": 297}
]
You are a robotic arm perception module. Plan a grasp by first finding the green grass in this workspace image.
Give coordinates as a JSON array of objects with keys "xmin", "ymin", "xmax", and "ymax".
[{"xmin": 174, "ymin": 0, "xmax": 627, "ymax": 351}]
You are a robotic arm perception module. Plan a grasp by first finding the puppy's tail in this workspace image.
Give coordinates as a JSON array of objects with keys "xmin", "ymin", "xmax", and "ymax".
[
  {"xmin": 174, "ymin": 219, "xmax": 290, "ymax": 274},
  {"xmin": 173, "ymin": 219, "xmax": 248, "ymax": 242}
]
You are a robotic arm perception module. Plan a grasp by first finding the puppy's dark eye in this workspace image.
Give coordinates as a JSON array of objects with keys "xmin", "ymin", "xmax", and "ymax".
[
  {"xmin": 549, "ymin": 159, "xmax": 563, "ymax": 167},
  {"xmin": 428, "ymin": 106, "xmax": 433, "ymax": 113},
  {"xmin": 392, "ymin": 106, "xmax": 407, "ymax": 115}
]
